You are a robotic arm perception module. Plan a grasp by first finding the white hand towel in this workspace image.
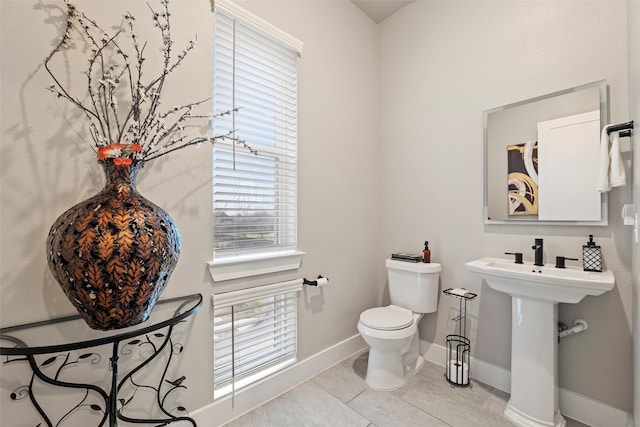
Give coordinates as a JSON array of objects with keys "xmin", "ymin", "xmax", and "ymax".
[
  {"xmin": 597, "ymin": 125, "xmax": 611, "ymax": 192},
  {"xmin": 608, "ymin": 130, "xmax": 626, "ymax": 187}
]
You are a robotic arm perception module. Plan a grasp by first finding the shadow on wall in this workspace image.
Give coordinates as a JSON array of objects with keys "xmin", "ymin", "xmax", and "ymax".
[
  {"xmin": 1, "ymin": 64, "xmax": 104, "ymax": 326},
  {"xmin": 302, "ymin": 285, "xmax": 326, "ymax": 314},
  {"xmin": 473, "ymin": 283, "xmax": 512, "ymax": 369}
]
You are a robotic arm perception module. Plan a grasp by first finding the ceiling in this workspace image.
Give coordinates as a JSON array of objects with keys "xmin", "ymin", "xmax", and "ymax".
[{"xmin": 351, "ymin": 1, "xmax": 413, "ymax": 23}]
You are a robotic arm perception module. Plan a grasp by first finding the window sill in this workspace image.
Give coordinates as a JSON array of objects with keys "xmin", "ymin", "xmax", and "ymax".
[{"xmin": 208, "ymin": 251, "xmax": 305, "ymax": 282}]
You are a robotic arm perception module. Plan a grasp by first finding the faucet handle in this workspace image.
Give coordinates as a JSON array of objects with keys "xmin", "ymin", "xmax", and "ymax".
[
  {"xmin": 505, "ymin": 252, "xmax": 523, "ymax": 264},
  {"xmin": 555, "ymin": 256, "xmax": 579, "ymax": 269}
]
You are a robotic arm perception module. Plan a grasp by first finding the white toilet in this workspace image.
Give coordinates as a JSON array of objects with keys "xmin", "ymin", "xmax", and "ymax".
[{"xmin": 357, "ymin": 258, "xmax": 441, "ymax": 391}]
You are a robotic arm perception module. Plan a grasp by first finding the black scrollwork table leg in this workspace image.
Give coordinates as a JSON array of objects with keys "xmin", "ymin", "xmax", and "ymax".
[{"xmin": 1, "ymin": 293, "xmax": 202, "ymax": 427}]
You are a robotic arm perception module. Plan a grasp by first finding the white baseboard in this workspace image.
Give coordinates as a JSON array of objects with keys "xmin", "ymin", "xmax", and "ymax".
[
  {"xmin": 191, "ymin": 334, "xmax": 367, "ymax": 427},
  {"xmin": 420, "ymin": 339, "xmax": 629, "ymax": 427},
  {"xmin": 559, "ymin": 389, "xmax": 629, "ymax": 427}
]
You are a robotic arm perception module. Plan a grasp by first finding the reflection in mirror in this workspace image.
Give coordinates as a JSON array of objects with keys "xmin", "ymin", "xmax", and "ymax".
[{"xmin": 483, "ymin": 80, "xmax": 608, "ymax": 225}]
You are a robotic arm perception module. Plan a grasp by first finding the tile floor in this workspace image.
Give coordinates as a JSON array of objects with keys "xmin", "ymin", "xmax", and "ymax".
[{"xmin": 224, "ymin": 351, "xmax": 590, "ymax": 427}]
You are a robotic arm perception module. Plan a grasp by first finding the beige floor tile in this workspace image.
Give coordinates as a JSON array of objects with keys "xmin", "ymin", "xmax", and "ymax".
[
  {"xmin": 348, "ymin": 388, "xmax": 450, "ymax": 427},
  {"xmin": 282, "ymin": 381, "xmax": 371, "ymax": 426},
  {"xmin": 226, "ymin": 381, "xmax": 370, "ymax": 427},
  {"xmin": 224, "ymin": 394, "xmax": 304, "ymax": 427},
  {"xmin": 224, "ymin": 351, "xmax": 594, "ymax": 427},
  {"xmin": 398, "ymin": 365, "xmax": 515, "ymax": 427},
  {"xmin": 312, "ymin": 351, "xmax": 369, "ymax": 403},
  {"xmin": 482, "ymin": 391, "xmax": 509, "ymax": 417}
]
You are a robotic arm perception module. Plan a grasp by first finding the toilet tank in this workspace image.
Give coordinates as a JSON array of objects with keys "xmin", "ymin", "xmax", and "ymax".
[{"xmin": 385, "ymin": 259, "xmax": 441, "ymax": 314}]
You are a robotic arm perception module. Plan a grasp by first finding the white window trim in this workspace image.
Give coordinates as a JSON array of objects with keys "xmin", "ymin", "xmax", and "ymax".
[
  {"xmin": 208, "ymin": 250, "xmax": 305, "ymax": 282},
  {"xmin": 213, "ymin": 0, "xmax": 304, "ymax": 55},
  {"xmin": 212, "ymin": 279, "xmax": 302, "ymax": 305}
]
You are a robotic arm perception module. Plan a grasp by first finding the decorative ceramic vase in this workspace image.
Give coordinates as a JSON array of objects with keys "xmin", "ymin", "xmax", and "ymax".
[{"xmin": 46, "ymin": 159, "xmax": 181, "ymax": 330}]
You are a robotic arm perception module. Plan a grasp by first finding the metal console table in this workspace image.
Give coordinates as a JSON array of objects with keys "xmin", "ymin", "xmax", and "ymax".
[{"xmin": 0, "ymin": 293, "xmax": 202, "ymax": 427}]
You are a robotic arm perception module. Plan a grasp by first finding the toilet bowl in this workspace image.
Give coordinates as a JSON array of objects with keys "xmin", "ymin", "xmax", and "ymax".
[
  {"xmin": 357, "ymin": 305, "xmax": 423, "ymax": 390},
  {"xmin": 358, "ymin": 259, "xmax": 441, "ymax": 391}
]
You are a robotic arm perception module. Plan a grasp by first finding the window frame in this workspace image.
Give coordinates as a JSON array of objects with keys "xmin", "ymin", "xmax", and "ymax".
[
  {"xmin": 209, "ymin": 0, "xmax": 304, "ymax": 282},
  {"xmin": 212, "ymin": 279, "xmax": 302, "ymax": 399}
]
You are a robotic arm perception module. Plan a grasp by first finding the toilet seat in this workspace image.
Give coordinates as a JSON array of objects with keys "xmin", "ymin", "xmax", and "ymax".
[{"xmin": 359, "ymin": 305, "xmax": 414, "ymax": 331}]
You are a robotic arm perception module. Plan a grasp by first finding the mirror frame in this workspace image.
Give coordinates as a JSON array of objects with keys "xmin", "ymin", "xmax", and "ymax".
[{"xmin": 483, "ymin": 80, "xmax": 609, "ymax": 226}]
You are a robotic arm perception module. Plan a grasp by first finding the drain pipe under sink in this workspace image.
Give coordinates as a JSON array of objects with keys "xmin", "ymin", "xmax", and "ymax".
[{"xmin": 557, "ymin": 319, "xmax": 588, "ymax": 340}]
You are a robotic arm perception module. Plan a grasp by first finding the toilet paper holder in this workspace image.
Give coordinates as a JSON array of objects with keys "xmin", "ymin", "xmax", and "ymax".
[
  {"xmin": 303, "ymin": 275, "xmax": 329, "ymax": 287},
  {"xmin": 443, "ymin": 288, "xmax": 476, "ymax": 387}
]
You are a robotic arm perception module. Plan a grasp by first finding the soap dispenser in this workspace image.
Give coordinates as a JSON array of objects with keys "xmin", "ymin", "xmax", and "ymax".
[
  {"xmin": 423, "ymin": 241, "xmax": 431, "ymax": 263},
  {"xmin": 582, "ymin": 235, "xmax": 602, "ymax": 272}
]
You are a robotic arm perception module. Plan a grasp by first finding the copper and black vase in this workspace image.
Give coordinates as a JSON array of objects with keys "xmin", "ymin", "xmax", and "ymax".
[{"xmin": 46, "ymin": 159, "xmax": 181, "ymax": 330}]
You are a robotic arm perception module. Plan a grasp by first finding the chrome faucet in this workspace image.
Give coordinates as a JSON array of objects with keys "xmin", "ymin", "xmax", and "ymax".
[{"xmin": 532, "ymin": 238, "xmax": 544, "ymax": 266}]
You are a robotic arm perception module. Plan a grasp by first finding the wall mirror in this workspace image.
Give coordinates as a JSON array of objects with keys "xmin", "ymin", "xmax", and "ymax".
[{"xmin": 484, "ymin": 80, "xmax": 609, "ymax": 226}]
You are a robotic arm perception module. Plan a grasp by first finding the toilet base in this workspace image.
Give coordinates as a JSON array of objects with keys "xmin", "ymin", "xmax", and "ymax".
[{"xmin": 365, "ymin": 353, "xmax": 424, "ymax": 391}]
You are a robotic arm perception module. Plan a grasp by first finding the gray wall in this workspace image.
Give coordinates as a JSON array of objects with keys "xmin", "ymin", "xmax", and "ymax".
[
  {"xmin": 0, "ymin": 0, "xmax": 380, "ymax": 424},
  {"xmin": 378, "ymin": 0, "xmax": 632, "ymax": 412},
  {"xmin": 628, "ymin": 0, "xmax": 640, "ymax": 421}
]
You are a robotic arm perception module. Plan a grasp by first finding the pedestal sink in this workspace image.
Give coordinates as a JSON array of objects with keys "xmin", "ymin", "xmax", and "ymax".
[{"xmin": 465, "ymin": 257, "xmax": 615, "ymax": 427}]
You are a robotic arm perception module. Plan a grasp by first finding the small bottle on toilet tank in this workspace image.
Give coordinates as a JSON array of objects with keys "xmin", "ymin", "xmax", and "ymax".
[{"xmin": 423, "ymin": 241, "xmax": 431, "ymax": 263}]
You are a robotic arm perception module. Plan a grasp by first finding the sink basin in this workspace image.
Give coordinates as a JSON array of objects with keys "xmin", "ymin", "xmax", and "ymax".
[
  {"xmin": 465, "ymin": 257, "xmax": 614, "ymax": 304},
  {"xmin": 466, "ymin": 256, "xmax": 615, "ymax": 426}
]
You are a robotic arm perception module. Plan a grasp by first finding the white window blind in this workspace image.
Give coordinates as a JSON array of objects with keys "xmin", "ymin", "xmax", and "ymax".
[
  {"xmin": 213, "ymin": 3, "xmax": 301, "ymax": 258},
  {"xmin": 212, "ymin": 280, "xmax": 302, "ymax": 399}
]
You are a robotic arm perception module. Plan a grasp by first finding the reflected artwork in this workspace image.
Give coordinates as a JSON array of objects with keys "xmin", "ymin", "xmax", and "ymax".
[{"xmin": 507, "ymin": 141, "xmax": 538, "ymax": 216}]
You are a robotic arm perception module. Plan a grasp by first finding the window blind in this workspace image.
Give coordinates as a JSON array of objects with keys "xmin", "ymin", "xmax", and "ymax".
[
  {"xmin": 212, "ymin": 280, "xmax": 302, "ymax": 399},
  {"xmin": 213, "ymin": 5, "xmax": 300, "ymax": 258}
]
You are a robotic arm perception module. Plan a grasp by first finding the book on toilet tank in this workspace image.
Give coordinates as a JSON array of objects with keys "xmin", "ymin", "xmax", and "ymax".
[{"xmin": 391, "ymin": 253, "xmax": 423, "ymax": 262}]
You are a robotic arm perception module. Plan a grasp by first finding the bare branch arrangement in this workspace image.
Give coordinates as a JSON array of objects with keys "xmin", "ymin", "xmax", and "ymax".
[{"xmin": 44, "ymin": 0, "xmax": 255, "ymax": 167}]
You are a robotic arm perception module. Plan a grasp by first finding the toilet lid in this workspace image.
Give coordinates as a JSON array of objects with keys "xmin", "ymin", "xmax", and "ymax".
[{"xmin": 359, "ymin": 305, "xmax": 414, "ymax": 331}]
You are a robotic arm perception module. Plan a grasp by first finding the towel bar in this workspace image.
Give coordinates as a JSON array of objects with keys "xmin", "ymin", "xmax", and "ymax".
[{"xmin": 606, "ymin": 120, "xmax": 634, "ymax": 134}]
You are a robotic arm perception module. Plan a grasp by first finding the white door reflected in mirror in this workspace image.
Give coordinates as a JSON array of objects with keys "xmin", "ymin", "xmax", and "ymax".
[{"xmin": 537, "ymin": 110, "xmax": 601, "ymax": 221}]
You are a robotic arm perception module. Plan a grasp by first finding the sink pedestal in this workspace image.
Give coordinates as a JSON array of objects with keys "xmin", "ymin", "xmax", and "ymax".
[
  {"xmin": 465, "ymin": 257, "xmax": 614, "ymax": 427},
  {"xmin": 505, "ymin": 297, "xmax": 566, "ymax": 427}
]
